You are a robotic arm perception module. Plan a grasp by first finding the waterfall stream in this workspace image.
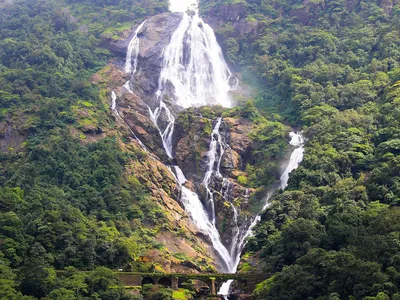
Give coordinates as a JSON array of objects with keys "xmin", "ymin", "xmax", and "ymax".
[
  {"xmin": 124, "ymin": 20, "xmax": 147, "ymax": 74},
  {"xmin": 173, "ymin": 165, "xmax": 234, "ymax": 272},
  {"xmin": 120, "ymin": 0, "xmax": 237, "ymax": 273},
  {"xmin": 218, "ymin": 132, "xmax": 305, "ymax": 297},
  {"xmin": 149, "ymin": 0, "xmax": 235, "ymax": 158},
  {"xmin": 202, "ymin": 118, "xmax": 224, "ymax": 225},
  {"xmin": 118, "ymin": 0, "xmax": 306, "ymax": 296},
  {"xmin": 157, "ymin": 12, "xmax": 233, "ymax": 108},
  {"xmin": 280, "ymin": 132, "xmax": 305, "ymax": 189}
]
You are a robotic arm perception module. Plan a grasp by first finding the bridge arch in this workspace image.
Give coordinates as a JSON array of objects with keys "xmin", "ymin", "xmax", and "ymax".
[
  {"xmin": 141, "ymin": 277, "xmax": 155, "ymax": 286},
  {"xmin": 158, "ymin": 277, "xmax": 172, "ymax": 287},
  {"xmin": 178, "ymin": 278, "xmax": 210, "ymax": 295}
]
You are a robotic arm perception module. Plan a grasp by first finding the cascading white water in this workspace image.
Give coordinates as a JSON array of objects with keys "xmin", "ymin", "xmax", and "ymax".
[
  {"xmin": 280, "ymin": 132, "xmax": 305, "ymax": 189},
  {"xmin": 202, "ymin": 117, "xmax": 224, "ymax": 224},
  {"xmin": 220, "ymin": 179, "xmax": 241, "ymax": 260},
  {"xmin": 203, "ymin": 119, "xmax": 255, "ymax": 278},
  {"xmin": 157, "ymin": 13, "xmax": 233, "ymax": 108},
  {"xmin": 150, "ymin": 101, "xmax": 176, "ymax": 159},
  {"xmin": 169, "ymin": 118, "xmax": 236, "ymax": 272},
  {"xmin": 218, "ymin": 132, "xmax": 305, "ymax": 297},
  {"xmin": 111, "ymin": 91, "xmax": 119, "ymax": 116},
  {"xmin": 173, "ymin": 166, "xmax": 234, "ymax": 272},
  {"xmin": 149, "ymin": 0, "xmax": 235, "ymax": 160},
  {"xmin": 125, "ymin": 20, "xmax": 147, "ymax": 74}
]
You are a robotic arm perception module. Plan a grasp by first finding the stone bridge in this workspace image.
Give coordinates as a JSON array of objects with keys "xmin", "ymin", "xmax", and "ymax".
[{"xmin": 116, "ymin": 272, "xmax": 270, "ymax": 296}]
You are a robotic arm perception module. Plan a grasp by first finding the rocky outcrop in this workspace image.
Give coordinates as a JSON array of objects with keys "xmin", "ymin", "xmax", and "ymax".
[
  {"xmin": 173, "ymin": 109, "xmax": 213, "ymax": 182},
  {"xmin": 91, "ymin": 10, "xmax": 265, "ymax": 270},
  {"xmin": 92, "ymin": 63, "xmax": 168, "ymax": 160},
  {"xmin": 120, "ymin": 140, "xmax": 218, "ymax": 273},
  {"xmin": 0, "ymin": 115, "xmax": 29, "ymax": 152},
  {"xmin": 173, "ymin": 109, "xmax": 259, "ymax": 248},
  {"xmin": 202, "ymin": 3, "xmax": 264, "ymax": 42},
  {"xmin": 223, "ymin": 117, "xmax": 253, "ymax": 166},
  {"xmin": 102, "ymin": 12, "xmax": 183, "ymax": 112}
]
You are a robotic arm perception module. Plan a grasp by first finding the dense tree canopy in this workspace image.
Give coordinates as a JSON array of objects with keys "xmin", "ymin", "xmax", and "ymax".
[
  {"xmin": 200, "ymin": 0, "xmax": 400, "ymax": 298},
  {"xmin": 0, "ymin": 0, "xmax": 169, "ymax": 298},
  {"xmin": 2, "ymin": 0, "xmax": 400, "ymax": 298}
]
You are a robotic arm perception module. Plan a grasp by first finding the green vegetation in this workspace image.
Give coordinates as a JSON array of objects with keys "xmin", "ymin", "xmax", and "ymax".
[
  {"xmin": 200, "ymin": 0, "xmax": 400, "ymax": 298},
  {"xmin": 223, "ymin": 101, "xmax": 289, "ymax": 187},
  {"xmin": 0, "ymin": 0, "xmax": 173, "ymax": 299},
  {"xmin": 3, "ymin": 0, "xmax": 400, "ymax": 298}
]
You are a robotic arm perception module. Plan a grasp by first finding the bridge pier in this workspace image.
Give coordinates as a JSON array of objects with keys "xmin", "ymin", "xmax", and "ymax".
[
  {"xmin": 210, "ymin": 278, "xmax": 216, "ymax": 295},
  {"xmin": 171, "ymin": 276, "xmax": 179, "ymax": 289}
]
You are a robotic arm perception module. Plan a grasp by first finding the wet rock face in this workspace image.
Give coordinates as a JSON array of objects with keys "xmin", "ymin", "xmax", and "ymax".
[
  {"xmin": 173, "ymin": 109, "xmax": 212, "ymax": 182},
  {"xmin": 222, "ymin": 117, "xmax": 253, "ymax": 169},
  {"xmin": 105, "ymin": 12, "xmax": 183, "ymax": 112},
  {"xmin": 116, "ymin": 89, "xmax": 168, "ymax": 160},
  {"xmin": 173, "ymin": 110, "xmax": 257, "ymax": 249}
]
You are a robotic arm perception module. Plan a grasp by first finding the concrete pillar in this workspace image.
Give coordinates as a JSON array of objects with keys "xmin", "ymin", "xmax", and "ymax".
[
  {"xmin": 171, "ymin": 277, "xmax": 179, "ymax": 290},
  {"xmin": 210, "ymin": 278, "xmax": 216, "ymax": 295}
]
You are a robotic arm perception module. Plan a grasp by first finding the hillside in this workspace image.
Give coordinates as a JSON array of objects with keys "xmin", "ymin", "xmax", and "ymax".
[
  {"xmin": 1, "ymin": 0, "xmax": 400, "ymax": 299},
  {"xmin": 0, "ymin": 0, "xmax": 288, "ymax": 299},
  {"xmin": 199, "ymin": 0, "xmax": 400, "ymax": 299}
]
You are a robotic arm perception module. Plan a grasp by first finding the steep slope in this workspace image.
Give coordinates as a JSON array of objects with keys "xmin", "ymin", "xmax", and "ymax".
[
  {"xmin": 198, "ymin": 0, "xmax": 400, "ymax": 299},
  {"xmin": 0, "ymin": 1, "xmax": 294, "ymax": 298},
  {"xmin": 99, "ymin": 16, "xmax": 289, "ymax": 271}
]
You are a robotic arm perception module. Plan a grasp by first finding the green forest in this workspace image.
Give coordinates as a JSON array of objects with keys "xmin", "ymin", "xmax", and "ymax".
[
  {"xmin": 200, "ymin": 0, "xmax": 400, "ymax": 299},
  {"xmin": 1, "ymin": 0, "xmax": 400, "ymax": 299},
  {"xmin": 0, "ymin": 0, "xmax": 176, "ymax": 299}
]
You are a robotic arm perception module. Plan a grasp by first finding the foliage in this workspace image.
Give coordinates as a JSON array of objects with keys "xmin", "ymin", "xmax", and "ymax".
[
  {"xmin": 0, "ymin": 0, "xmax": 169, "ymax": 299},
  {"xmin": 199, "ymin": 0, "xmax": 400, "ymax": 298}
]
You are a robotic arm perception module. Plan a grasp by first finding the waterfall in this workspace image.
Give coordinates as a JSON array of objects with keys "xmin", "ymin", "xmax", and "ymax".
[
  {"xmin": 202, "ymin": 119, "xmax": 254, "ymax": 275},
  {"xmin": 220, "ymin": 179, "xmax": 241, "ymax": 260},
  {"xmin": 111, "ymin": 91, "xmax": 119, "ymax": 117},
  {"xmin": 170, "ymin": 118, "xmax": 237, "ymax": 272},
  {"xmin": 157, "ymin": 12, "xmax": 233, "ymax": 108},
  {"xmin": 124, "ymin": 20, "xmax": 147, "ymax": 74},
  {"xmin": 218, "ymin": 132, "xmax": 305, "ymax": 297},
  {"xmin": 202, "ymin": 117, "xmax": 224, "ymax": 224},
  {"xmin": 280, "ymin": 132, "xmax": 305, "ymax": 189},
  {"xmin": 173, "ymin": 166, "xmax": 233, "ymax": 272},
  {"xmin": 150, "ymin": 101, "xmax": 176, "ymax": 159},
  {"xmin": 120, "ymin": 0, "xmax": 237, "ymax": 272},
  {"xmin": 148, "ymin": 1, "xmax": 235, "ymax": 160},
  {"xmin": 119, "ymin": 0, "xmax": 306, "ymax": 293},
  {"xmin": 119, "ymin": 1, "xmax": 306, "ymax": 293}
]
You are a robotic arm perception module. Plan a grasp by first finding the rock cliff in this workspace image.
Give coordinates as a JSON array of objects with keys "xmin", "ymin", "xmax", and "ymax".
[{"xmin": 92, "ymin": 10, "xmax": 284, "ymax": 272}]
